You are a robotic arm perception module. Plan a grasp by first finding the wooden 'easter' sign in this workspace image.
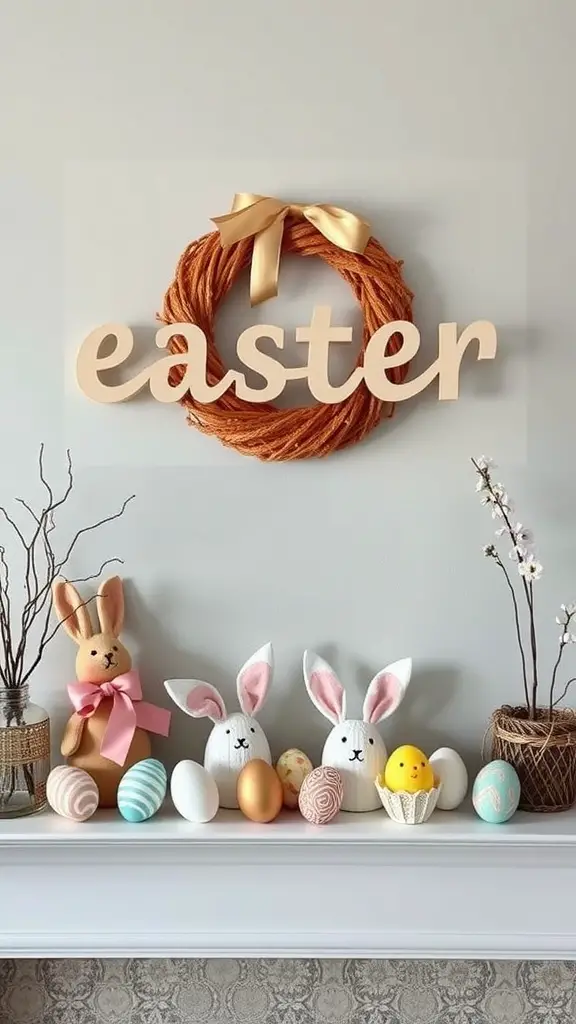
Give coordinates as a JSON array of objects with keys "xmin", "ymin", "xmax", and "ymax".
[{"xmin": 76, "ymin": 307, "xmax": 497, "ymax": 406}]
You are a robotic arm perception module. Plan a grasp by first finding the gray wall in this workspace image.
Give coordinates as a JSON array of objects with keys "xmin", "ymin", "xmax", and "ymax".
[{"xmin": 0, "ymin": 1, "xmax": 574, "ymax": 777}]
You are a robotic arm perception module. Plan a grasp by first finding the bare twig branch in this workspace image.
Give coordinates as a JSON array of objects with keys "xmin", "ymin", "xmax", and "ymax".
[
  {"xmin": 0, "ymin": 505, "xmax": 28, "ymax": 551},
  {"xmin": 54, "ymin": 495, "xmax": 135, "ymax": 577},
  {"xmin": 20, "ymin": 594, "xmax": 100, "ymax": 686},
  {"xmin": 14, "ymin": 499, "xmax": 41, "ymax": 525},
  {"xmin": 38, "ymin": 443, "xmax": 54, "ymax": 509},
  {"xmin": 0, "ymin": 448, "xmax": 133, "ymax": 688},
  {"xmin": 18, "ymin": 447, "xmax": 73, "ymax": 632},
  {"xmin": 67, "ymin": 557, "xmax": 124, "ymax": 586},
  {"xmin": 46, "ymin": 448, "xmax": 73, "ymax": 516},
  {"xmin": 491, "ymin": 551, "xmax": 530, "ymax": 708},
  {"xmin": 552, "ymin": 676, "xmax": 576, "ymax": 708},
  {"xmin": 526, "ymin": 582, "xmax": 539, "ymax": 718},
  {"xmin": 12, "ymin": 508, "xmax": 47, "ymax": 678},
  {"xmin": 10, "ymin": 450, "xmax": 59, "ymax": 666},
  {"xmin": 15, "ymin": 514, "xmax": 58, "ymax": 685},
  {"xmin": 549, "ymin": 610, "xmax": 576, "ymax": 715},
  {"xmin": 0, "ymin": 546, "xmax": 15, "ymax": 682}
]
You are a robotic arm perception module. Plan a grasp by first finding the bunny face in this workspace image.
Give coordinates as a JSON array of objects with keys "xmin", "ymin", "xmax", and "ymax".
[
  {"xmin": 165, "ymin": 643, "xmax": 273, "ymax": 809},
  {"xmin": 53, "ymin": 576, "xmax": 132, "ymax": 683},
  {"xmin": 321, "ymin": 719, "xmax": 387, "ymax": 804},
  {"xmin": 205, "ymin": 712, "xmax": 271, "ymax": 808},
  {"xmin": 303, "ymin": 651, "xmax": 412, "ymax": 813}
]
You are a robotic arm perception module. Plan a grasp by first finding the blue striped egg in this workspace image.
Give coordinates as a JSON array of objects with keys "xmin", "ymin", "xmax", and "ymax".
[{"xmin": 117, "ymin": 758, "xmax": 167, "ymax": 822}]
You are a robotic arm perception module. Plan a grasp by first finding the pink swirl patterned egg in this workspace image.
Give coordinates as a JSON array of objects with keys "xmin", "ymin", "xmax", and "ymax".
[
  {"xmin": 47, "ymin": 765, "xmax": 99, "ymax": 822},
  {"xmin": 298, "ymin": 766, "xmax": 343, "ymax": 824}
]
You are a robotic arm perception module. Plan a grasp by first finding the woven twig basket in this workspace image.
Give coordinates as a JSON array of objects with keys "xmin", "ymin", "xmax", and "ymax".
[{"xmin": 490, "ymin": 705, "xmax": 576, "ymax": 812}]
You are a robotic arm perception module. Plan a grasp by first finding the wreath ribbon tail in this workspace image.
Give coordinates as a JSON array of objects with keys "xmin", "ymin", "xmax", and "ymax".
[{"xmin": 250, "ymin": 216, "xmax": 285, "ymax": 305}]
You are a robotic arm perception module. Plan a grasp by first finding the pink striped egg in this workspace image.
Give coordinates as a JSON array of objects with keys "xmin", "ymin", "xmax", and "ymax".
[
  {"xmin": 298, "ymin": 766, "xmax": 343, "ymax": 824},
  {"xmin": 47, "ymin": 765, "xmax": 99, "ymax": 822}
]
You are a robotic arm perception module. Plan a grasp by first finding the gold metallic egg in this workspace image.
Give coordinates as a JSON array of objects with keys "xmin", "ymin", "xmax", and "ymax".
[
  {"xmin": 237, "ymin": 759, "xmax": 283, "ymax": 823},
  {"xmin": 275, "ymin": 748, "xmax": 314, "ymax": 808}
]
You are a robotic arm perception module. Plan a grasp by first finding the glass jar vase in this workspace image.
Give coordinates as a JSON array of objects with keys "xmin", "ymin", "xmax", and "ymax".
[{"xmin": 0, "ymin": 685, "xmax": 50, "ymax": 818}]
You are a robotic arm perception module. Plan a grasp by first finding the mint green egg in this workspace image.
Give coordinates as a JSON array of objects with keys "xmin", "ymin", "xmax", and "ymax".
[
  {"xmin": 472, "ymin": 760, "xmax": 520, "ymax": 823},
  {"xmin": 118, "ymin": 758, "xmax": 167, "ymax": 822}
]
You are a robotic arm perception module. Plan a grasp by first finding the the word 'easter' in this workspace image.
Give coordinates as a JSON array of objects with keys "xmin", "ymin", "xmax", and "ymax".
[{"xmin": 77, "ymin": 306, "xmax": 497, "ymax": 406}]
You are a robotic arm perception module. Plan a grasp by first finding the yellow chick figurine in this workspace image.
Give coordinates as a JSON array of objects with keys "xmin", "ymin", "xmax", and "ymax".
[{"xmin": 381, "ymin": 745, "xmax": 435, "ymax": 794}]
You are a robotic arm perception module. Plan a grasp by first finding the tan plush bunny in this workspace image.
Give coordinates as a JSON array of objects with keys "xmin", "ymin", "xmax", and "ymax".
[{"xmin": 53, "ymin": 576, "xmax": 152, "ymax": 807}]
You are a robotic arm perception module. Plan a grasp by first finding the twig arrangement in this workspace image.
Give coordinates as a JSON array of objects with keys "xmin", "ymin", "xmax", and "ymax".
[
  {"xmin": 0, "ymin": 446, "xmax": 134, "ymax": 693},
  {"xmin": 473, "ymin": 456, "xmax": 575, "ymax": 719}
]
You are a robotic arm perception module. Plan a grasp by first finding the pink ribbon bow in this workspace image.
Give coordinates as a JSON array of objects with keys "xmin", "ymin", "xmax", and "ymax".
[{"xmin": 67, "ymin": 670, "xmax": 171, "ymax": 766}]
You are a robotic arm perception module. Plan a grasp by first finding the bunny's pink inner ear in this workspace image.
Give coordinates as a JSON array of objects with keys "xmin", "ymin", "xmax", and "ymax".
[
  {"xmin": 363, "ymin": 672, "xmax": 402, "ymax": 724},
  {"xmin": 186, "ymin": 685, "xmax": 226, "ymax": 722},
  {"xmin": 238, "ymin": 661, "xmax": 271, "ymax": 716},
  {"xmin": 309, "ymin": 670, "xmax": 345, "ymax": 724}
]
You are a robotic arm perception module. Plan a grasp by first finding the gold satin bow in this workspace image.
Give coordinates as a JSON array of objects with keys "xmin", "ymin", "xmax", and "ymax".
[{"xmin": 211, "ymin": 193, "xmax": 371, "ymax": 306}]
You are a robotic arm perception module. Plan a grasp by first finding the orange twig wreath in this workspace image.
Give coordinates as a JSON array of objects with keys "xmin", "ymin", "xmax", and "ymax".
[{"xmin": 160, "ymin": 214, "xmax": 414, "ymax": 462}]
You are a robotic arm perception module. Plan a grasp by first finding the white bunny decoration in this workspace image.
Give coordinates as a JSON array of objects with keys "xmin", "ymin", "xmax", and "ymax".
[
  {"xmin": 164, "ymin": 644, "xmax": 273, "ymax": 808},
  {"xmin": 303, "ymin": 651, "xmax": 412, "ymax": 812}
]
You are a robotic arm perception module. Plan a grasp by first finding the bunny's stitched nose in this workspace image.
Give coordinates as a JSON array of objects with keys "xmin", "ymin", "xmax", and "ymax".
[
  {"xmin": 350, "ymin": 749, "xmax": 364, "ymax": 762},
  {"xmin": 234, "ymin": 738, "xmax": 248, "ymax": 749}
]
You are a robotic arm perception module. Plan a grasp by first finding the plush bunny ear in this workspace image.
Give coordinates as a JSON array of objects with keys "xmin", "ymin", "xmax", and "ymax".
[
  {"xmin": 237, "ymin": 642, "xmax": 273, "ymax": 716},
  {"xmin": 164, "ymin": 679, "xmax": 227, "ymax": 723},
  {"xmin": 303, "ymin": 650, "xmax": 346, "ymax": 725},
  {"xmin": 52, "ymin": 579, "xmax": 94, "ymax": 643},
  {"xmin": 363, "ymin": 657, "xmax": 412, "ymax": 724},
  {"xmin": 97, "ymin": 576, "xmax": 124, "ymax": 636}
]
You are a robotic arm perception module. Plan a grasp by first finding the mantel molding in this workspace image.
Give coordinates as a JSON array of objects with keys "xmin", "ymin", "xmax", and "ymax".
[{"xmin": 2, "ymin": 806, "xmax": 576, "ymax": 959}]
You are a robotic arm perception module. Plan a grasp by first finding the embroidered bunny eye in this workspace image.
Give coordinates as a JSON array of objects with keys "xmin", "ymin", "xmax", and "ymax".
[
  {"xmin": 399, "ymin": 762, "xmax": 404, "ymax": 767},
  {"xmin": 421, "ymin": 761, "xmax": 425, "ymax": 767},
  {"xmin": 90, "ymin": 650, "xmax": 97, "ymax": 656},
  {"xmin": 113, "ymin": 646, "xmax": 118, "ymax": 652},
  {"xmin": 250, "ymin": 727, "xmax": 255, "ymax": 733},
  {"xmin": 369, "ymin": 738, "xmax": 374, "ymax": 745},
  {"xmin": 226, "ymin": 729, "xmax": 231, "ymax": 735},
  {"xmin": 341, "ymin": 736, "xmax": 347, "ymax": 743}
]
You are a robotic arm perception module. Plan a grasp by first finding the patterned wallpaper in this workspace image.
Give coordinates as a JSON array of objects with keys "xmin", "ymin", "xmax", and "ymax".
[{"xmin": 0, "ymin": 958, "xmax": 574, "ymax": 1024}]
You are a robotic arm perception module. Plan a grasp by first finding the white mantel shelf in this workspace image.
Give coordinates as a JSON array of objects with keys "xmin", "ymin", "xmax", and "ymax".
[{"xmin": 2, "ymin": 804, "xmax": 576, "ymax": 959}]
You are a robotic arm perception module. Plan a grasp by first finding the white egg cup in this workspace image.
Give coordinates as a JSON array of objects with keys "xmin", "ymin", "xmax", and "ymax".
[{"xmin": 375, "ymin": 780, "xmax": 443, "ymax": 825}]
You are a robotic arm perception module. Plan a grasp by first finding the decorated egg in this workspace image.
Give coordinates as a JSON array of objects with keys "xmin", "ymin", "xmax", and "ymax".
[
  {"xmin": 383, "ymin": 745, "xmax": 435, "ymax": 794},
  {"xmin": 237, "ymin": 758, "xmax": 283, "ymax": 822},
  {"xmin": 299, "ymin": 766, "xmax": 343, "ymax": 824},
  {"xmin": 117, "ymin": 758, "xmax": 167, "ymax": 822},
  {"xmin": 429, "ymin": 747, "xmax": 468, "ymax": 810},
  {"xmin": 472, "ymin": 760, "xmax": 520, "ymax": 823},
  {"xmin": 275, "ymin": 748, "xmax": 314, "ymax": 808},
  {"xmin": 170, "ymin": 759, "xmax": 219, "ymax": 823},
  {"xmin": 47, "ymin": 765, "xmax": 99, "ymax": 822}
]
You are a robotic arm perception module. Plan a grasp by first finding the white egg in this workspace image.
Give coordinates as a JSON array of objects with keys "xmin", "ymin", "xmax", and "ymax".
[
  {"xmin": 429, "ymin": 747, "xmax": 468, "ymax": 810},
  {"xmin": 170, "ymin": 759, "xmax": 219, "ymax": 823}
]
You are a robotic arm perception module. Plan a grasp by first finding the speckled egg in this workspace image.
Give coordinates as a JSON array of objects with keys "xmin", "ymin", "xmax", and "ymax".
[
  {"xmin": 298, "ymin": 766, "xmax": 343, "ymax": 824},
  {"xmin": 117, "ymin": 758, "xmax": 167, "ymax": 822},
  {"xmin": 472, "ymin": 760, "xmax": 521, "ymax": 823},
  {"xmin": 47, "ymin": 765, "xmax": 99, "ymax": 822},
  {"xmin": 275, "ymin": 749, "xmax": 314, "ymax": 808}
]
